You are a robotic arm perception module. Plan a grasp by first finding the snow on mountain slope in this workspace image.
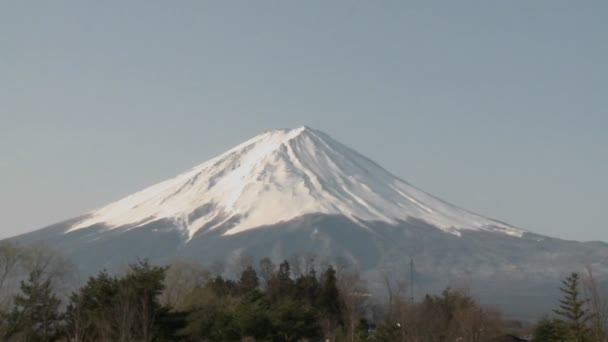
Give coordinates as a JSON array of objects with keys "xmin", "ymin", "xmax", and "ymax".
[{"xmin": 68, "ymin": 127, "xmax": 524, "ymax": 239}]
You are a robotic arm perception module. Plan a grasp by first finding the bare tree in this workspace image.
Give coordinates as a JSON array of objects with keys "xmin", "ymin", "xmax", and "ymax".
[
  {"xmin": 258, "ymin": 257, "xmax": 275, "ymax": 290},
  {"xmin": 288, "ymin": 255, "xmax": 304, "ymax": 278},
  {"xmin": 583, "ymin": 266, "xmax": 608, "ymax": 342},
  {"xmin": 138, "ymin": 287, "xmax": 155, "ymax": 342},
  {"xmin": 393, "ymin": 296, "xmax": 413, "ymax": 342},
  {"xmin": 161, "ymin": 260, "xmax": 209, "ymax": 310},
  {"xmin": 0, "ymin": 242, "xmax": 74, "ymax": 316},
  {"xmin": 303, "ymin": 253, "xmax": 317, "ymax": 275},
  {"xmin": 20, "ymin": 243, "xmax": 75, "ymax": 295},
  {"xmin": 450, "ymin": 305, "xmax": 503, "ymax": 342},
  {"xmin": 339, "ymin": 270, "xmax": 369, "ymax": 342},
  {"xmin": 234, "ymin": 253, "xmax": 254, "ymax": 277},
  {"xmin": 64, "ymin": 291, "xmax": 91, "ymax": 342},
  {"xmin": 210, "ymin": 259, "xmax": 226, "ymax": 278},
  {"xmin": 112, "ymin": 286, "xmax": 136, "ymax": 342},
  {"xmin": 380, "ymin": 268, "xmax": 408, "ymax": 321},
  {"xmin": 0, "ymin": 241, "xmax": 22, "ymax": 309}
]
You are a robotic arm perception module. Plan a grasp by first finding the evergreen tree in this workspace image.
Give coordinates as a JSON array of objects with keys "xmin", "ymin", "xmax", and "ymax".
[
  {"xmin": 375, "ymin": 320, "xmax": 401, "ymax": 342},
  {"xmin": 268, "ymin": 260, "xmax": 294, "ymax": 302},
  {"xmin": 183, "ymin": 303, "xmax": 239, "ymax": 341},
  {"xmin": 5, "ymin": 270, "xmax": 62, "ymax": 342},
  {"xmin": 209, "ymin": 275, "xmax": 237, "ymax": 297},
  {"xmin": 532, "ymin": 318, "xmax": 568, "ymax": 342},
  {"xmin": 120, "ymin": 260, "xmax": 168, "ymax": 342},
  {"xmin": 554, "ymin": 272, "xmax": 591, "ymax": 342},
  {"xmin": 355, "ymin": 318, "xmax": 371, "ymax": 342},
  {"xmin": 234, "ymin": 295, "xmax": 272, "ymax": 340},
  {"xmin": 318, "ymin": 266, "xmax": 343, "ymax": 340},
  {"xmin": 64, "ymin": 270, "xmax": 119, "ymax": 341},
  {"xmin": 269, "ymin": 298, "xmax": 321, "ymax": 342},
  {"xmin": 64, "ymin": 261, "xmax": 183, "ymax": 341},
  {"xmin": 319, "ymin": 266, "xmax": 341, "ymax": 322},
  {"xmin": 294, "ymin": 268, "xmax": 321, "ymax": 306},
  {"xmin": 238, "ymin": 266, "xmax": 259, "ymax": 295}
]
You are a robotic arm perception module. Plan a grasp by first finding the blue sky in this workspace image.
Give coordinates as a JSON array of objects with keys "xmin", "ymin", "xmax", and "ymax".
[{"xmin": 1, "ymin": 1, "xmax": 607, "ymax": 241}]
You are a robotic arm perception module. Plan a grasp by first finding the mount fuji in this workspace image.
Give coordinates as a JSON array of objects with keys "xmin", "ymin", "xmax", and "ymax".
[{"xmin": 11, "ymin": 127, "xmax": 608, "ymax": 319}]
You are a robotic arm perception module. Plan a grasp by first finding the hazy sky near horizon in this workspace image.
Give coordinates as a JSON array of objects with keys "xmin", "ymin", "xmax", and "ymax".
[{"xmin": 1, "ymin": 1, "xmax": 607, "ymax": 241}]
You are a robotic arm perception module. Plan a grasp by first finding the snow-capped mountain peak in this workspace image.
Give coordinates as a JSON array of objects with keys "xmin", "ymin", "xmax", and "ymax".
[{"xmin": 69, "ymin": 127, "xmax": 524, "ymax": 239}]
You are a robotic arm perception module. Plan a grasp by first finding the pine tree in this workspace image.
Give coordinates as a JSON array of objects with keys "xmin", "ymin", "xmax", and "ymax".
[
  {"xmin": 319, "ymin": 266, "xmax": 343, "ymax": 340},
  {"xmin": 294, "ymin": 268, "xmax": 321, "ymax": 305},
  {"xmin": 64, "ymin": 262, "xmax": 184, "ymax": 341},
  {"xmin": 64, "ymin": 271, "xmax": 119, "ymax": 341},
  {"xmin": 532, "ymin": 318, "xmax": 568, "ymax": 342},
  {"xmin": 234, "ymin": 296, "xmax": 271, "ymax": 340},
  {"xmin": 238, "ymin": 266, "xmax": 259, "ymax": 295},
  {"xmin": 554, "ymin": 272, "xmax": 591, "ymax": 342},
  {"xmin": 355, "ymin": 318, "xmax": 371, "ymax": 342},
  {"xmin": 120, "ymin": 260, "xmax": 167, "ymax": 342},
  {"xmin": 269, "ymin": 298, "xmax": 321, "ymax": 342},
  {"xmin": 320, "ymin": 266, "xmax": 341, "ymax": 321},
  {"xmin": 6, "ymin": 270, "xmax": 62, "ymax": 342},
  {"xmin": 268, "ymin": 260, "xmax": 294, "ymax": 302},
  {"xmin": 375, "ymin": 320, "xmax": 401, "ymax": 342}
]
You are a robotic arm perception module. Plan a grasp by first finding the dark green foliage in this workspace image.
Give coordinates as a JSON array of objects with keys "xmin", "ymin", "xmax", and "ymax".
[
  {"xmin": 238, "ymin": 266, "xmax": 259, "ymax": 295},
  {"xmin": 64, "ymin": 260, "xmax": 184, "ymax": 341},
  {"xmin": 4, "ymin": 270, "xmax": 62, "ymax": 342},
  {"xmin": 532, "ymin": 318, "xmax": 568, "ymax": 342},
  {"xmin": 154, "ymin": 308, "xmax": 188, "ymax": 342},
  {"xmin": 209, "ymin": 275, "xmax": 237, "ymax": 297},
  {"xmin": 319, "ymin": 266, "xmax": 341, "ymax": 321},
  {"xmin": 375, "ymin": 320, "xmax": 401, "ymax": 342},
  {"xmin": 234, "ymin": 295, "xmax": 272, "ymax": 340},
  {"xmin": 267, "ymin": 260, "xmax": 295, "ymax": 302},
  {"xmin": 553, "ymin": 272, "xmax": 591, "ymax": 341},
  {"xmin": 355, "ymin": 318, "xmax": 371, "ymax": 341},
  {"xmin": 294, "ymin": 268, "xmax": 321, "ymax": 304},
  {"xmin": 269, "ymin": 298, "xmax": 321, "ymax": 342},
  {"xmin": 63, "ymin": 271, "xmax": 118, "ymax": 341},
  {"xmin": 186, "ymin": 306, "xmax": 240, "ymax": 341},
  {"xmin": 182, "ymin": 260, "xmax": 326, "ymax": 341}
]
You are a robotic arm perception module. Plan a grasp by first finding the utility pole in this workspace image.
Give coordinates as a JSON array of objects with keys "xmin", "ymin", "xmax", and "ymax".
[{"xmin": 409, "ymin": 257, "xmax": 415, "ymax": 303}]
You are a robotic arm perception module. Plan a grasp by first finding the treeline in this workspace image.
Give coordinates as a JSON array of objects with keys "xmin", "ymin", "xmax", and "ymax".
[
  {"xmin": 1, "ymin": 255, "xmax": 365, "ymax": 341},
  {"xmin": 0, "ymin": 240, "xmax": 517, "ymax": 341},
  {"xmin": 0, "ymin": 259, "xmax": 511, "ymax": 342},
  {"xmin": 2, "ymin": 240, "xmax": 607, "ymax": 341}
]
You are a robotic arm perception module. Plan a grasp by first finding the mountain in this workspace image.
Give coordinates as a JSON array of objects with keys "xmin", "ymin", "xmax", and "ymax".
[
  {"xmin": 68, "ymin": 126, "xmax": 523, "ymax": 238},
  {"xmin": 11, "ymin": 127, "xmax": 608, "ymax": 319}
]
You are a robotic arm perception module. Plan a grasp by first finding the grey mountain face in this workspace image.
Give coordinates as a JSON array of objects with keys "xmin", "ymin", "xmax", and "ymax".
[{"xmin": 12, "ymin": 213, "xmax": 608, "ymax": 320}]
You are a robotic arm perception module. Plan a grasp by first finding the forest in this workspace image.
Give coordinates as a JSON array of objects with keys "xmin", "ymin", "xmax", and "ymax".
[{"xmin": 0, "ymin": 241, "xmax": 607, "ymax": 342}]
